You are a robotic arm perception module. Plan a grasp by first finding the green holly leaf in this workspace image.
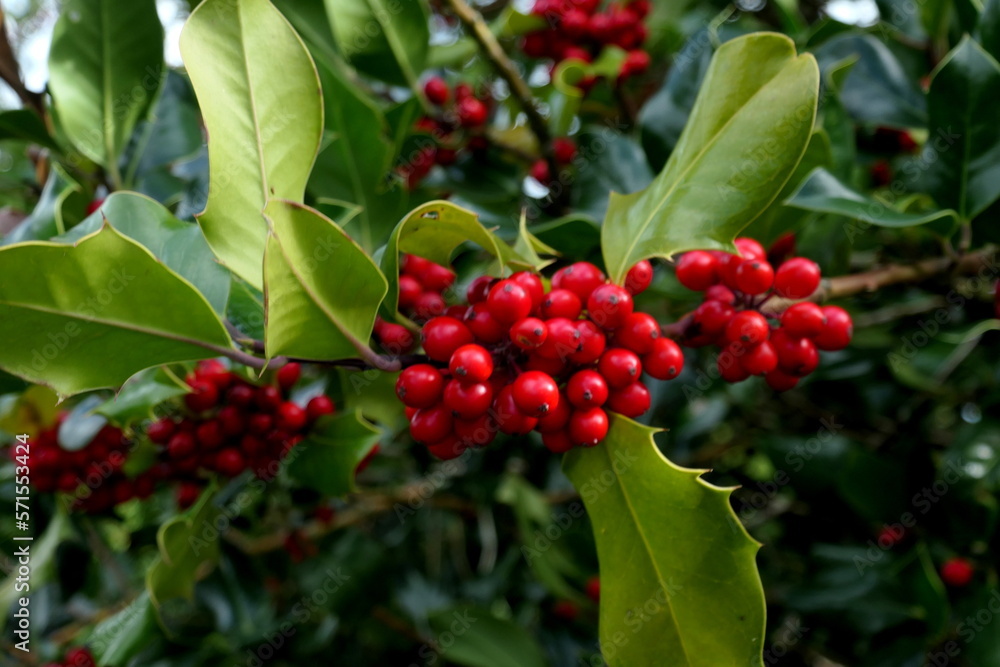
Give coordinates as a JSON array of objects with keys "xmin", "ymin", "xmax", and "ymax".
[
  {"xmin": 0, "ymin": 226, "xmax": 233, "ymax": 397},
  {"xmin": 97, "ymin": 368, "xmax": 189, "ymax": 424},
  {"xmin": 89, "ymin": 593, "xmax": 159, "ymax": 666},
  {"xmin": 48, "ymin": 0, "xmax": 164, "ymax": 186},
  {"xmin": 179, "ymin": 0, "xmax": 323, "ymax": 289},
  {"xmin": 286, "ymin": 410, "xmax": 381, "ymax": 497},
  {"xmin": 2, "ymin": 163, "xmax": 89, "ymax": 245},
  {"xmin": 147, "ymin": 487, "xmax": 221, "ymax": 608},
  {"xmin": 601, "ymin": 33, "xmax": 819, "ymax": 284},
  {"xmin": 427, "ymin": 606, "xmax": 548, "ymax": 667},
  {"xmin": 263, "ymin": 200, "xmax": 387, "ymax": 361},
  {"xmin": 563, "ymin": 417, "xmax": 766, "ymax": 667},
  {"xmin": 0, "ymin": 109, "xmax": 61, "ymax": 151}
]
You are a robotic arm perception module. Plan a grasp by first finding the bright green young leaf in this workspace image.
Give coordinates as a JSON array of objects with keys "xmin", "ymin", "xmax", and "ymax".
[
  {"xmin": 563, "ymin": 417, "xmax": 766, "ymax": 667},
  {"xmin": 286, "ymin": 411, "xmax": 381, "ymax": 496},
  {"xmin": 2, "ymin": 163, "xmax": 89, "ymax": 245},
  {"xmin": 61, "ymin": 192, "xmax": 231, "ymax": 313},
  {"xmin": 89, "ymin": 592, "xmax": 160, "ymax": 666},
  {"xmin": 512, "ymin": 213, "xmax": 559, "ymax": 271},
  {"xmin": 98, "ymin": 368, "xmax": 189, "ymax": 423},
  {"xmin": 788, "ymin": 168, "xmax": 959, "ymax": 232},
  {"xmin": 147, "ymin": 487, "xmax": 221, "ymax": 609},
  {"xmin": 308, "ymin": 64, "xmax": 409, "ymax": 252},
  {"xmin": 263, "ymin": 200, "xmax": 387, "ymax": 361},
  {"xmin": 324, "ymin": 0, "xmax": 430, "ymax": 89},
  {"xmin": 0, "ymin": 226, "xmax": 233, "ymax": 396},
  {"xmin": 924, "ymin": 37, "xmax": 1000, "ymax": 220},
  {"xmin": 179, "ymin": 0, "xmax": 323, "ymax": 289},
  {"xmin": 601, "ymin": 33, "xmax": 819, "ymax": 284},
  {"xmin": 0, "ymin": 109, "xmax": 60, "ymax": 151},
  {"xmin": 48, "ymin": 0, "xmax": 164, "ymax": 186},
  {"xmin": 427, "ymin": 606, "xmax": 548, "ymax": 667}
]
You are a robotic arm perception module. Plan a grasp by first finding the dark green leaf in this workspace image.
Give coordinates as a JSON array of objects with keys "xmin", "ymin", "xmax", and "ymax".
[
  {"xmin": 0, "ymin": 109, "xmax": 60, "ymax": 151},
  {"xmin": 427, "ymin": 606, "xmax": 548, "ymax": 667},
  {"xmin": 286, "ymin": 410, "xmax": 381, "ymax": 496}
]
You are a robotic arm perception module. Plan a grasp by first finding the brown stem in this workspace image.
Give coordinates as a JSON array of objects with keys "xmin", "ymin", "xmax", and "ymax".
[{"xmin": 0, "ymin": 9, "xmax": 44, "ymax": 116}]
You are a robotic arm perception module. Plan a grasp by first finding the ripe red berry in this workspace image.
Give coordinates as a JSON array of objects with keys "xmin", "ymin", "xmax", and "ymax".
[
  {"xmin": 196, "ymin": 420, "xmax": 225, "ymax": 449},
  {"xmin": 256, "ymin": 385, "xmax": 283, "ymax": 412},
  {"xmin": 567, "ymin": 370, "xmax": 609, "ymax": 409},
  {"xmin": 454, "ymin": 414, "xmax": 497, "ymax": 448},
  {"xmin": 227, "ymin": 383, "xmax": 255, "ymax": 407},
  {"xmin": 512, "ymin": 371, "xmax": 561, "ymax": 416},
  {"xmin": 414, "ymin": 291, "xmax": 446, "ymax": 320},
  {"xmin": 619, "ymin": 49, "xmax": 650, "ymax": 78},
  {"xmin": 195, "ymin": 359, "xmax": 233, "ymax": 389},
  {"xmin": 306, "ymin": 395, "xmax": 336, "ymax": 421},
  {"xmin": 718, "ymin": 354, "xmax": 750, "ymax": 383},
  {"xmin": 464, "ymin": 303, "xmax": 506, "ymax": 344},
  {"xmin": 553, "ymin": 137, "xmax": 578, "ymax": 163},
  {"xmin": 248, "ymin": 413, "xmax": 273, "ymax": 434},
  {"xmin": 424, "ymin": 76, "xmax": 450, "ymax": 105},
  {"xmin": 216, "ymin": 448, "xmax": 246, "ymax": 476},
  {"xmin": 536, "ymin": 317, "xmax": 582, "ymax": 361},
  {"xmin": 276, "ymin": 362, "xmax": 301, "ymax": 391},
  {"xmin": 511, "ymin": 317, "xmax": 548, "ymax": 350},
  {"xmin": 511, "ymin": 271, "xmax": 545, "ymax": 309},
  {"xmin": 457, "ymin": 96, "xmax": 488, "ymax": 127},
  {"xmin": 422, "ymin": 317, "xmax": 474, "ymax": 362},
  {"xmin": 167, "ymin": 432, "xmax": 196, "ymax": 459},
  {"xmin": 774, "ymin": 257, "xmax": 821, "ymax": 299},
  {"xmin": 740, "ymin": 340, "xmax": 778, "ymax": 376},
  {"xmin": 691, "ymin": 300, "xmax": 734, "ymax": 338},
  {"xmin": 724, "ymin": 311, "xmax": 771, "ymax": 347},
  {"xmin": 606, "ymin": 381, "xmax": 650, "ymax": 418},
  {"xmin": 940, "ymin": 557, "xmax": 974, "ymax": 587},
  {"xmin": 735, "ymin": 237, "xmax": 766, "ymax": 260},
  {"xmin": 587, "ymin": 284, "xmax": 634, "ymax": 330},
  {"xmin": 598, "ymin": 348, "xmax": 642, "ymax": 388},
  {"xmin": 377, "ymin": 321, "xmax": 417, "ymax": 353},
  {"xmin": 495, "ymin": 385, "xmax": 539, "ymax": 435},
  {"xmin": 764, "ymin": 369, "xmax": 800, "ymax": 391},
  {"xmin": 571, "ymin": 320, "xmax": 607, "ymax": 364},
  {"xmin": 449, "ymin": 344, "xmax": 494, "ymax": 383},
  {"xmin": 443, "ymin": 380, "xmax": 494, "ymax": 419},
  {"xmin": 396, "ymin": 364, "xmax": 445, "ymax": 409},
  {"xmin": 276, "ymin": 402, "xmax": 308, "ymax": 432},
  {"xmin": 541, "ymin": 289, "xmax": 583, "ymax": 319},
  {"xmin": 568, "ymin": 407, "xmax": 609, "ymax": 447},
  {"xmin": 643, "ymin": 337, "xmax": 684, "ymax": 380},
  {"xmin": 781, "ymin": 302, "xmax": 826, "ymax": 339},
  {"xmin": 466, "ymin": 275, "xmax": 496, "ymax": 304},
  {"xmin": 733, "ymin": 259, "xmax": 775, "ymax": 295},
  {"xmin": 185, "ymin": 379, "xmax": 219, "ymax": 412},
  {"xmin": 530, "ymin": 159, "xmax": 551, "ymax": 184},
  {"xmin": 535, "ymin": 392, "xmax": 572, "ymax": 432},
  {"xmin": 614, "ymin": 312, "xmax": 660, "ymax": 354},
  {"xmin": 560, "ymin": 9, "xmax": 589, "ymax": 38},
  {"xmin": 427, "ymin": 435, "xmax": 468, "ymax": 461},
  {"xmin": 585, "ymin": 576, "xmax": 601, "ymax": 602},
  {"xmin": 552, "ymin": 262, "xmax": 605, "ymax": 302},
  {"xmin": 772, "ymin": 331, "xmax": 819, "ymax": 376},
  {"xmin": 147, "ymin": 418, "xmax": 175, "ymax": 445},
  {"xmin": 705, "ymin": 284, "xmax": 736, "ymax": 305},
  {"xmin": 410, "ymin": 405, "xmax": 454, "ymax": 444},
  {"xmin": 65, "ymin": 647, "xmax": 96, "ymax": 667},
  {"xmin": 625, "ymin": 260, "xmax": 653, "ymax": 295},
  {"xmin": 398, "ymin": 275, "xmax": 423, "ymax": 307},
  {"xmin": 814, "ymin": 306, "xmax": 853, "ymax": 351},
  {"xmin": 420, "ymin": 263, "xmax": 456, "ymax": 292},
  {"xmin": 176, "ymin": 482, "xmax": 202, "ymax": 509},
  {"xmin": 542, "ymin": 430, "xmax": 574, "ymax": 454},
  {"xmin": 217, "ymin": 405, "xmax": 245, "ymax": 436},
  {"xmin": 675, "ymin": 251, "xmax": 719, "ymax": 291},
  {"xmin": 487, "ymin": 279, "xmax": 533, "ymax": 323}
]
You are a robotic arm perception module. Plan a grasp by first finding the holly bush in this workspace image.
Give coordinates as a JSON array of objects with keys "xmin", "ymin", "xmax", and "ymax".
[{"xmin": 1, "ymin": 0, "xmax": 999, "ymax": 665}]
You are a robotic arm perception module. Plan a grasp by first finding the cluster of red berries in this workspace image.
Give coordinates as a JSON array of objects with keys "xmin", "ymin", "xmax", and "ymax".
[
  {"xmin": 523, "ymin": 0, "xmax": 651, "ymax": 83},
  {"xmin": 401, "ymin": 78, "xmax": 493, "ymax": 188},
  {"xmin": 42, "ymin": 646, "xmax": 94, "ymax": 667},
  {"xmin": 674, "ymin": 238, "xmax": 853, "ymax": 391},
  {"xmin": 20, "ymin": 416, "xmax": 154, "ymax": 513},
  {"xmin": 146, "ymin": 360, "xmax": 335, "ymax": 508},
  {"xmin": 394, "ymin": 259, "xmax": 683, "ymax": 458},
  {"xmin": 373, "ymin": 254, "xmax": 458, "ymax": 353},
  {"xmin": 530, "ymin": 137, "xmax": 578, "ymax": 186}
]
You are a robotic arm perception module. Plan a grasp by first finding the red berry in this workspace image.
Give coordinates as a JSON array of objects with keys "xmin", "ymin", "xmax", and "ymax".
[
  {"xmin": 774, "ymin": 257, "xmax": 821, "ymax": 299},
  {"xmin": 397, "ymin": 275, "xmax": 423, "ymax": 310},
  {"xmin": 692, "ymin": 300, "xmax": 734, "ymax": 338},
  {"xmin": 410, "ymin": 405, "xmax": 454, "ymax": 444},
  {"xmin": 454, "ymin": 82, "xmax": 474, "ymax": 100},
  {"xmin": 740, "ymin": 340, "xmax": 778, "ymax": 376},
  {"xmin": 396, "ymin": 364, "xmax": 445, "ymax": 409},
  {"xmin": 167, "ymin": 432, "xmax": 196, "ymax": 459},
  {"xmin": 530, "ymin": 159, "xmax": 551, "ymax": 184},
  {"xmin": 940, "ymin": 557, "xmax": 975, "ymax": 587},
  {"xmin": 414, "ymin": 291, "xmax": 447, "ymax": 320},
  {"xmin": 196, "ymin": 420, "xmax": 225, "ymax": 449},
  {"xmin": 511, "ymin": 271, "xmax": 545, "ymax": 309},
  {"xmin": 449, "ymin": 344, "xmax": 494, "ymax": 383},
  {"xmin": 256, "ymin": 385, "xmax": 283, "ymax": 412},
  {"xmin": 487, "ymin": 279, "xmax": 533, "ymax": 323},
  {"xmin": 248, "ymin": 413, "xmax": 273, "ymax": 434},
  {"xmin": 512, "ymin": 371, "xmax": 561, "ymax": 416},
  {"xmin": 227, "ymin": 383, "xmax": 255, "ymax": 407},
  {"xmin": 606, "ymin": 381, "xmax": 650, "ymax": 417},
  {"xmin": 781, "ymin": 302, "xmax": 826, "ymax": 339},
  {"xmin": 65, "ymin": 648, "xmax": 96, "ymax": 667},
  {"xmin": 306, "ymin": 395, "xmax": 336, "ymax": 421},
  {"xmin": 764, "ymin": 370, "xmax": 799, "ymax": 391},
  {"xmin": 553, "ymin": 137, "xmax": 578, "ymax": 163},
  {"xmin": 733, "ymin": 259, "xmax": 774, "ymax": 295},
  {"xmin": 424, "ymin": 76, "xmax": 450, "ymax": 105},
  {"xmin": 377, "ymin": 322, "xmax": 417, "ymax": 353},
  {"xmin": 568, "ymin": 408, "xmax": 609, "ymax": 446},
  {"xmin": 176, "ymin": 482, "xmax": 202, "ymax": 509},
  {"xmin": 427, "ymin": 435, "xmax": 468, "ymax": 460},
  {"xmin": 643, "ymin": 337, "xmax": 684, "ymax": 380},
  {"xmin": 535, "ymin": 317, "xmax": 582, "ymax": 361},
  {"xmin": 276, "ymin": 362, "xmax": 301, "ymax": 391},
  {"xmin": 814, "ymin": 306, "xmax": 853, "ymax": 351},
  {"xmin": 185, "ymin": 379, "xmax": 219, "ymax": 412},
  {"xmin": 735, "ymin": 238, "xmax": 766, "ymax": 260},
  {"xmin": 587, "ymin": 284, "xmax": 634, "ymax": 330},
  {"xmin": 614, "ymin": 312, "xmax": 660, "ymax": 354},
  {"xmin": 147, "ymin": 418, "xmax": 175, "ymax": 445},
  {"xmin": 217, "ymin": 405, "xmax": 245, "ymax": 436},
  {"xmin": 276, "ymin": 402, "xmax": 308, "ymax": 432},
  {"xmin": 541, "ymin": 289, "xmax": 583, "ymax": 320},
  {"xmin": 571, "ymin": 320, "xmax": 607, "ymax": 364},
  {"xmin": 422, "ymin": 317, "xmax": 474, "ymax": 362},
  {"xmin": 542, "ymin": 430, "xmax": 575, "ymax": 454},
  {"xmin": 464, "ymin": 303, "xmax": 506, "ymax": 344},
  {"xmin": 495, "ymin": 385, "xmax": 539, "ymax": 435},
  {"xmin": 552, "ymin": 262, "xmax": 605, "ymax": 302},
  {"xmin": 598, "ymin": 348, "xmax": 642, "ymax": 388},
  {"xmin": 567, "ymin": 370, "xmax": 609, "ymax": 409},
  {"xmin": 619, "ymin": 49, "xmax": 650, "ymax": 79},
  {"xmin": 772, "ymin": 331, "xmax": 819, "ymax": 376},
  {"xmin": 724, "ymin": 311, "xmax": 771, "ymax": 346},
  {"xmin": 585, "ymin": 576, "xmax": 601, "ymax": 602},
  {"xmin": 443, "ymin": 380, "xmax": 494, "ymax": 419},
  {"xmin": 511, "ymin": 317, "xmax": 548, "ymax": 350},
  {"xmin": 705, "ymin": 284, "xmax": 736, "ymax": 305},
  {"xmin": 625, "ymin": 260, "xmax": 653, "ymax": 295},
  {"xmin": 454, "ymin": 414, "xmax": 497, "ymax": 448},
  {"xmin": 675, "ymin": 251, "xmax": 719, "ymax": 291},
  {"xmin": 535, "ymin": 391, "xmax": 572, "ymax": 432},
  {"xmin": 195, "ymin": 359, "xmax": 232, "ymax": 389},
  {"xmin": 466, "ymin": 275, "xmax": 496, "ymax": 304},
  {"xmin": 457, "ymin": 96, "xmax": 488, "ymax": 127},
  {"xmin": 560, "ymin": 9, "xmax": 589, "ymax": 38},
  {"xmin": 216, "ymin": 448, "xmax": 246, "ymax": 476}
]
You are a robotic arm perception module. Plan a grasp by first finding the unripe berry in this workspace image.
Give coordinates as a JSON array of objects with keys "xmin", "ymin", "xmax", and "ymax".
[
  {"xmin": 511, "ymin": 317, "xmax": 548, "ymax": 350},
  {"xmin": 486, "ymin": 279, "xmax": 533, "ymax": 323},
  {"xmin": 424, "ymin": 76, "xmax": 450, "ymax": 105},
  {"xmin": 814, "ymin": 306, "xmax": 853, "ymax": 351},
  {"xmin": 443, "ymin": 380, "xmax": 494, "ymax": 419},
  {"xmin": 396, "ymin": 364, "xmax": 445, "ymax": 409},
  {"xmin": 774, "ymin": 257, "xmax": 821, "ymax": 299},
  {"xmin": 781, "ymin": 302, "xmax": 826, "ymax": 339},
  {"xmin": 643, "ymin": 338, "xmax": 684, "ymax": 380},
  {"xmin": 587, "ymin": 284, "xmax": 634, "ymax": 330},
  {"xmin": 625, "ymin": 260, "xmax": 653, "ymax": 295},
  {"xmin": 568, "ymin": 408, "xmax": 609, "ymax": 447},
  {"xmin": 422, "ymin": 317, "xmax": 474, "ymax": 362},
  {"xmin": 512, "ymin": 371, "xmax": 561, "ymax": 416},
  {"xmin": 567, "ymin": 370, "xmax": 609, "ymax": 409},
  {"xmin": 675, "ymin": 251, "xmax": 719, "ymax": 291},
  {"xmin": 614, "ymin": 312, "xmax": 660, "ymax": 354},
  {"xmin": 449, "ymin": 344, "xmax": 494, "ymax": 383},
  {"xmin": 598, "ymin": 348, "xmax": 642, "ymax": 388},
  {"xmin": 606, "ymin": 381, "xmax": 650, "ymax": 418}
]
